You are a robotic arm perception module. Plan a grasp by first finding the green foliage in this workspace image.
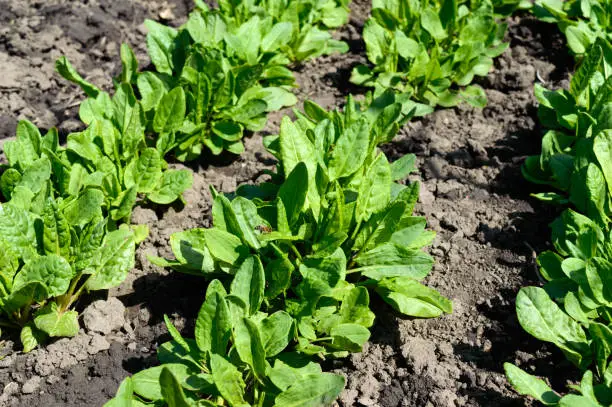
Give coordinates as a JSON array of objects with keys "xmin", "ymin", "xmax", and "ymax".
[
  {"xmin": 0, "ymin": 181, "xmax": 136, "ymax": 351},
  {"xmin": 59, "ymin": 34, "xmax": 296, "ymax": 161},
  {"xmin": 351, "ymin": 0, "xmax": 518, "ymax": 110},
  {"xmin": 58, "ymin": 0, "xmax": 355, "ymax": 161},
  {"xmin": 105, "ymin": 281, "xmax": 346, "ymax": 407},
  {"xmin": 141, "ymin": 16, "xmax": 298, "ymax": 160},
  {"xmin": 507, "ymin": 40, "xmax": 612, "ymax": 405},
  {"xmin": 522, "ymin": 38, "xmax": 612, "ymax": 188},
  {"xmin": 0, "ymin": 115, "xmax": 190, "ymax": 350},
  {"xmin": 117, "ymin": 95, "xmax": 450, "ymax": 405},
  {"xmin": 215, "ymin": 0, "xmax": 352, "ymax": 62},
  {"xmin": 532, "ymin": 0, "xmax": 612, "ymax": 55}
]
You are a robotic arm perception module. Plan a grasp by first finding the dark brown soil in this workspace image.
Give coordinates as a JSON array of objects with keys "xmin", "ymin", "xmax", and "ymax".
[{"xmin": 0, "ymin": 1, "xmax": 577, "ymax": 406}]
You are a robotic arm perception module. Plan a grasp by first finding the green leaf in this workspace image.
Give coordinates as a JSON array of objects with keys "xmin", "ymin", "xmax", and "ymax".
[
  {"xmin": 328, "ymin": 117, "xmax": 370, "ymax": 180},
  {"xmin": 589, "ymin": 322, "xmax": 612, "ymax": 378},
  {"xmin": 243, "ymin": 87, "xmax": 297, "ymax": 112},
  {"xmin": 421, "ymin": 8, "xmax": 448, "ymax": 41},
  {"xmin": 75, "ymin": 219, "xmax": 106, "ymax": 272},
  {"xmin": 0, "ymin": 204, "xmax": 35, "ymax": 256},
  {"xmin": 363, "ymin": 19, "xmax": 388, "ymax": 65},
  {"xmin": 13, "ymin": 254, "xmax": 74, "ymax": 297},
  {"xmin": 20, "ymin": 324, "xmax": 45, "ymax": 353},
  {"xmin": 4, "ymin": 282, "xmax": 49, "ymax": 315},
  {"xmin": 148, "ymin": 170, "xmax": 193, "ymax": 205},
  {"xmin": 132, "ymin": 364, "xmax": 193, "ymax": 401},
  {"xmin": 269, "ymin": 354, "xmax": 323, "ymax": 392},
  {"xmin": 119, "ymin": 43, "xmax": 138, "ymax": 84},
  {"xmin": 125, "ymin": 148, "xmax": 163, "ymax": 193},
  {"xmin": 262, "ymin": 22, "xmax": 294, "ymax": 52},
  {"xmin": 42, "ymin": 199, "xmax": 71, "ymax": 257},
  {"xmin": 375, "ymin": 277, "xmax": 452, "ymax": 317},
  {"xmin": 570, "ymin": 44, "xmax": 602, "ymax": 99},
  {"xmin": 56, "ymin": 56, "xmax": 100, "ymax": 98},
  {"xmin": 104, "ymin": 377, "xmax": 135, "ymax": 407},
  {"xmin": 19, "ymin": 157, "xmax": 51, "ymax": 193},
  {"xmin": 297, "ymin": 249, "xmax": 347, "ymax": 304},
  {"xmin": 0, "ymin": 242, "xmax": 18, "ymax": 286},
  {"xmin": 212, "ymin": 121, "xmax": 243, "ymax": 142},
  {"xmin": 111, "ymin": 187, "xmax": 138, "ymax": 221},
  {"xmin": 163, "ymin": 314, "xmax": 190, "ymax": 352},
  {"xmin": 273, "ymin": 373, "xmax": 345, "ymax": 407},
  {"xmin": 137, "ymin": 72, "xmax": 168, "ymax": 111},
  {"xmin": 356, "ymin": 153, "xmax": 391, "ymax": 222},
  {"xmin": 260, "ymin": 311, "xmax": 293, "ymax": 358},
  {"xmin": 153, "ymin": 87, "xmax": 186, "ymax": 134},
  {"xmin": 504, "ymin": 363, "xmax": 561, "ymax": 405},
  {"xmin": 159, "ymin": 368, "xmax": 192, "ymax": 407},
  {"xmin": 86, "ymin": 229, "xmax": 135, "ymax": 291},
  {"xmin": 330, "ymin": 323, "xmax": 370, "ymax": 352},
  {"xmin": 169, "ymin": 229, "xmax": 215, "ymax": 273},
  {"xmin": 559, "ymin": 394, "xmax": 601, "ymax": 407},
  {"xmin": 233, "ymin": 317, "xmax": 267, "ymax": 381},
  {"xmin": 210, "ymin": 354, "xmax": 248, "ymax": 407},
  {"xmin": 278, "ymin": 162, "xmax": 308, "ymax": 226},
  {"xmin": 34, "ymin": 302, "xmax": 79, "ymax": 337},
  {"xmin": 564, "ymin": 26, "xmax": 589, "ymax": 55},
  {"xmin": 390, "ymin": 154, "xmax": 417, "ymax": 181},
  {"xmin": 230, "ymin": 256, "xmax": 265, "ymax": 316},
  {"xmin": 279, "ymin": 116, "xmax": 319, "ymax": 216},
  {"xmin": 460, "ymin": 85, "xmax": 487, "ymax": 108},
  {"xmin": 145, "ymin": 20, "xmax": 178, "ymax": 75},
  {"xmin": 194, "ymin": 289, "xmax": 231, "ymax": 354},
  {"xmin": 0, "ymin": 168, "xmax": 22, "ymax": 200},
  {"xmin": 203, "ymin": 228, "xmax": 247, "ymax": 266},
  {"xmin": 516, "ymin": 287, "xmax": 589, "ymax": 366},
  {"xmin": 354, "ymin": 201, "xmax": 406, "ymax": 252},
  {"xmin": 231, "ymin": 197, "xmax": 264, "ymax": 250},
  {"xmin": 11, "ymin": 120, "xmax": 42, "ymax": 169},
  {"xmin": 340, "ymin": 286, "xmax": 375, "ymax": 327},
  {"xmin": 354, "ymin": 243, "xmax": 434, "ymax": 280},
  {"xmin": 62, "ymin": 189, "xmax": 105, "ymax": 227},
  {"xmin": 264, "ymin": 253, "xmax": 294, "ymax": 299},
  {"xmin": 593, "ymin": 131, "xmax": 612, "ymax": 197}
]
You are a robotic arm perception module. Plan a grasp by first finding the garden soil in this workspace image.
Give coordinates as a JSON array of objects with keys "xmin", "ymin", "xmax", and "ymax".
[{"xmin": 0, "ymin": 0, "xmax": 577, "ymax": 406}]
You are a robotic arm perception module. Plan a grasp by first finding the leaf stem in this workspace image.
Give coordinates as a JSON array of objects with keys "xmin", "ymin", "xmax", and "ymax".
[
  {"xmin": 66, "ymin": 277, "xmax": 90, "ymax": 310},
  {"xmin": 346, "ymin": 266, "xmax": 365, "ymax": 274},
  {"xmin": 310, "ymin": 336, "xmax": 332, "ymax": 343},
  {"xmin": 288, "ymin": 243, "xmax": 303, "ymax": 262},
  {"xmin": 59, "ymin": 274, "xmax": 83, "ymax": 312}
]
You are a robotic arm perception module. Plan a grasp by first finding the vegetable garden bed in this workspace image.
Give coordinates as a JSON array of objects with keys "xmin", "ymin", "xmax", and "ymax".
[{"xmin": 0, "ymin": 0, "xmax": 599, "ymax": 406}]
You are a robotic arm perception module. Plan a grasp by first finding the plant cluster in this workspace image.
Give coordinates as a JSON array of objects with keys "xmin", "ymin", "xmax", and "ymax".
[
  {"xmin": 60, "ymin": 0, "xmax": 352, "ymax": 161},
  {"xmin": 105, "ymin": 94, "xmax": 452, "ymax": 406},
  {"xmin": 211, "ymin": 0, "xmax": 352, "ymax": 62},
  {"xmin": 350, "ymin": 0, "xmax": 520, "ymax": 110},
  {"xmin": 0, "ymin": 111, "xmax": 191, "ymax": 350},
  {"xmin": 505, "ymin": 39, "xmax": 612, "ymax": 406},
  {"xmin": 532, "ymin": 0, "xmax": 612, "ymax": 55},
  {"xmin": 0, "ymin": 0, "xmax": 489, "ymax": 403}
]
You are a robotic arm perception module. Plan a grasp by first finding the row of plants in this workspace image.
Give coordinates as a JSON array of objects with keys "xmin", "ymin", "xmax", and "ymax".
[
  {"xmin": 105, "ymin": 92, "xmax": 453, "ymax": 406},
  {"xmin": 351, "ymin": 0, "xmax": 528, "ymax": 110},
  {"xmin": 0, "ymin": 108, "xmax": 192, "ymax": 351},
  {"xmin": 504, "ymin": 34, "xmax": 612, "ymax": 407},
  {"xmin": 0, "ymin": 0, "xmax": 355, "ymax": 352},
  {"xmin": 96, "ymin": 0, "xmax": 530, "ymax": 404},
  {"xmin": 60, "ymin": 0, "xmax": 358, "ymax": 161},
  {"xmin": 532, "ymin": 0, "xmax": 611, "ymax": 56},
  {"xmin": 0, "ymin": 0, "xmax": 546, "ymax": 405}
]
